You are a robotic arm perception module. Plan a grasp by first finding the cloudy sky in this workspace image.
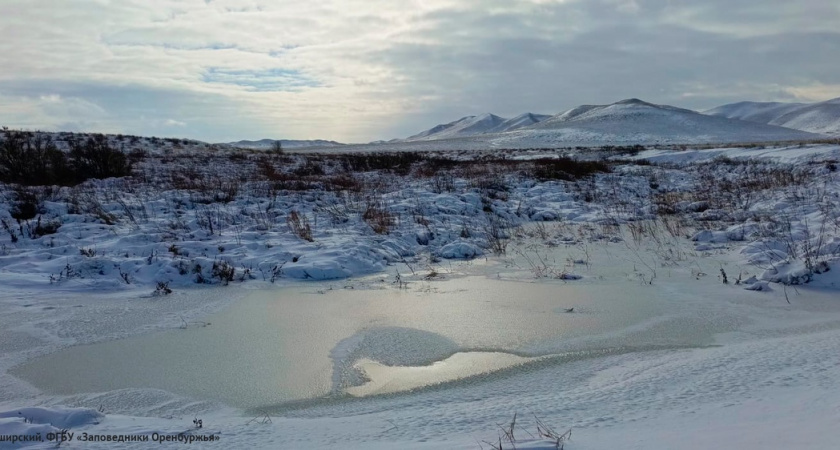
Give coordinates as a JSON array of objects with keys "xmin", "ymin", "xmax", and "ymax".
[{"xmin": 1, "ymin": 0, "xmax": 838, "ymax": 143}]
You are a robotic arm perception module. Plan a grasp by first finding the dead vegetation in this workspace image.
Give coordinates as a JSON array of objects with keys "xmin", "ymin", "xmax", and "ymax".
[
  {"xmin": 287, "ymin": 210, "xmax": 314, "ymax": 241},
  {"xmin": 479, "ymin": 413, "xmax": 572, "ymax": 450},
  {"xmin": 2, "ymin": 128, "xmax": 837, "ymax": 290},
  {"xmin": 362, "ymin": 200, "xmax": 395, "ymax": 234}
]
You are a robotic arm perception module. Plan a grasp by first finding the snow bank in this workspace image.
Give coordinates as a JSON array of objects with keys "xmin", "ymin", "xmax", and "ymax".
[
  {"xmin": 0, "ymin": 407, "xmax": 102, "ymax": 429},
  {"xmin": 0, "ymin": 407, "xmax": 102, "ymax": 448},
  {"xmin": 438, "ymin": 241, "xmax": 484, "ymax": 259}
]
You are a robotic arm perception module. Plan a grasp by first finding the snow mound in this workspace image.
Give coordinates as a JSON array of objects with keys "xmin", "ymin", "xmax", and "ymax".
[
  {"xmin": 438, "ymin": 241, "xmax": 484, "ymax": 259},
  {"xmin": 691, "ymin": 230, "xmax": 729, "ymax": 243},
  {"xmin": 0, "ymin": 407, "xmax": 102, "ymax": 429},
  {"xmin": 0, "ymin": 407, "xmax": 103, "ymax": 448},
  {"xmin": 0, "ymin": 419, "xmax": 56, "ymax": 448},
  {"xmin": 283, "ymin": 260, "xmax": 354, "ymax": 280},
  {"xmin": 758, "ymin": 260, "xmax": 831, "ymax": 285},
  {"xmin": 744, "ymin": 280, "xmax": 771, "ymax": 291}
]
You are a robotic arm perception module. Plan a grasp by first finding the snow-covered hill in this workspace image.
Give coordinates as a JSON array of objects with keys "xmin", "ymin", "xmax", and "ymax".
[
  {"xmin": 406, "ymin": 113, "xmax": 507, "ymax": 141},
  {"xmin": 405, "ymin": 112, "xmax": 551, "ymax": 141},
  {"xmin": 227, "ymin": 138, "xmax": 345, "ymax": 149},
  {"xmin": 704, "ymin": 101, "xmax": 806, "ymax": 125},
  {"xmin": 706, "ymin": 97, "xmax": 840, "ymax": 135},
  {"xmin": 488, "ymin": 113, "xmax": 552, "ymax": 133}
]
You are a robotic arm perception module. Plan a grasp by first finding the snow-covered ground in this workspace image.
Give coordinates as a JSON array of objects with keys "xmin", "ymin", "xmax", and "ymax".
[{"xmin": 2, "ymin": 139, "xmax": 840, "ymax": 449}]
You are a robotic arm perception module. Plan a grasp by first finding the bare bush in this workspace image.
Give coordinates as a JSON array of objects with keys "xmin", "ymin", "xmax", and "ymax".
[
  {"xmin": 0, "ymin": 128, "xmax": 69, "ymax": 185},
  {"xmin": 287, "ymin": 210, "xmax": 314, "ymax": 241},
  {"xmin": 363, "ymin": 200, "xmax": 394, "ymax": 234},
  {"xmin": 10, "ymin": 186, "xmax": 42, "ymax": 220},
  {"xmin": 68, "ymin": 134, "xmax": 132, "ymax": 181},
  {"xmin": 211, "ymin": 260, "xmax": 235, "ymax": 285},
  {"xmin": 531, "ymin": 156, "xmax": 611, "ymax": 181},
  {"xmin": 484, "ymin": 217, "xmax": 509, "ymax": 255},
  {"xmin": 154, "ymin": 281, "xmax": 172, "ymax": 295},
  {"xmin": 480, "ymin": 414, "xmax": 572, "ymax": 450}
]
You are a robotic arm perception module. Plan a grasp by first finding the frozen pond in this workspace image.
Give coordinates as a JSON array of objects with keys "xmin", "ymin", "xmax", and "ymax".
[{"xmin": 12, "ymin": 276, "xmax": 724, "ymax": 409}]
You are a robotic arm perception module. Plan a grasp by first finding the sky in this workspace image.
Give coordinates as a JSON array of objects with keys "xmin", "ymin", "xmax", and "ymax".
[{"xmin": 1, "ymin": 0, "xmax": 839, "ymax": 143}]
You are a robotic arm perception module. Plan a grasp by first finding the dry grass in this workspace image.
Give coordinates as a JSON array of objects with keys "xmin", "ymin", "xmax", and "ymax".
[
  {"xmin": 363, "ymin": 200, "xmax": 395, "ymax": 234},
  {"xmin": 287, "ymin": 210, "xmax": 314, "ymax": 241},
  {"xmin": 479, "ymin": 414, "xmax": 572, "ymax": 450}
]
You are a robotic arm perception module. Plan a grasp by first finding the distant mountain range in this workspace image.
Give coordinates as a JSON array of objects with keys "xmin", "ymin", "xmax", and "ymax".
[
  {"xmin": 399, "ymin": 98, "xmax": 822, "ymax": 146},
  {"xmin": 705, "ymin": 97, "xmax": 840, "ymax": 136},
  {"xmin": 216, "ymin": 97, "xmax": 838, "ymax": 150}
]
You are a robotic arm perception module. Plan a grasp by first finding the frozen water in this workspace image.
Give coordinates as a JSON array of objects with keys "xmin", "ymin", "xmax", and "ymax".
[{"xmin": 12, "ymin": 276, "xmax": 708, "ymax": 409}]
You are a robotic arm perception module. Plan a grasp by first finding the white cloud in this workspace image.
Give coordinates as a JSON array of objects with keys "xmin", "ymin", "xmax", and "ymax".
[
  {"xmin": 165, "ymin": 119, "xmax": 187, "ymax": 127},
  {"xmin": 784, "ymin": 84, "xmax": 840, "ymax": 103}
]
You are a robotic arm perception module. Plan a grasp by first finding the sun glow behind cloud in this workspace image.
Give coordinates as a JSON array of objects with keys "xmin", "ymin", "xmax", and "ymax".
[{"xmin": 0, "ymin": 0, "xmax": 837, "ymax": 142}]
